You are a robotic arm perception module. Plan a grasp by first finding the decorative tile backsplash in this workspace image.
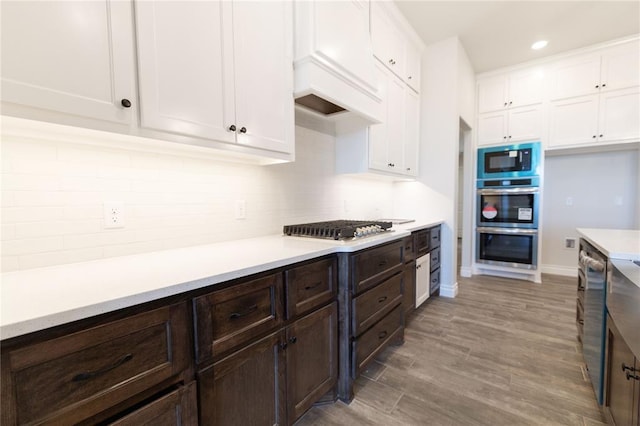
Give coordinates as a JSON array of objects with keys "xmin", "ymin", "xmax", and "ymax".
[{"xmin": 1, "ymin": 125, "xmax": 395, "ymax": 271}]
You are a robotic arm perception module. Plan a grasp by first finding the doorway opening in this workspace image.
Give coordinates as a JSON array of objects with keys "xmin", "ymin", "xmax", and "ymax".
[{"xmin": 457, "ymin": 118, "xmax": 473, "ymax": 278}]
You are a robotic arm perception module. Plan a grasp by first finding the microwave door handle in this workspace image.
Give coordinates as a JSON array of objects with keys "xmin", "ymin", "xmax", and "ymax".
[{"xmin": 519, "ymin": 151, "xmax": 523, "ymax": 163}]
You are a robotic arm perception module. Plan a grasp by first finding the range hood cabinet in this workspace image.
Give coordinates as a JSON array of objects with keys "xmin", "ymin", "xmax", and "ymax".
[{"xmin": 293, "ymin": 1, "xmax": 382, "ymax": 125}]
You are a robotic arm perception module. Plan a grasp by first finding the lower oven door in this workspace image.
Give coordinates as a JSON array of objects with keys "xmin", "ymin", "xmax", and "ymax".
[
  {"xmin": 476, "ymin": 227, "xmax": 538, "ymax": 269},
  {"xmin": 477, "ymin": 187, "xmax": 538, "ymax": 228}
]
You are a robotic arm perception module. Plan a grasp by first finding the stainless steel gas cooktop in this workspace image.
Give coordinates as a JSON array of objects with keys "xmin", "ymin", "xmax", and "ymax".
[{"xmin": 283, "ymin": 220, "xmax": 393, "ymax": 240}]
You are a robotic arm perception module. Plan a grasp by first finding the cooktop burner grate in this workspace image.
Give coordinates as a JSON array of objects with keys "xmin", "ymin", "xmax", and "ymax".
[{"xmin": 283, "ymin": 220, "xmax": 392, "ymax": 240}]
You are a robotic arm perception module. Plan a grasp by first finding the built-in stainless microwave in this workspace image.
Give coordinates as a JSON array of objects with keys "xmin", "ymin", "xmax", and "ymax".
[{"xmin": 477, "ymin": 142, "xmax": 541, "ymax": 180}]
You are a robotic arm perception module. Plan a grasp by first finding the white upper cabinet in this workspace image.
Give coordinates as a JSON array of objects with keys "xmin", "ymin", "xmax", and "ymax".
[
  {"xmin": 600, "ymin": 41, "xmax": 640, "ymax": 92},
  {"xmin": 135, "ymin": 2, "xmax": 234, "ymax": 144},
  {"xmin": 476, "ymin": 105, "xmax": 544, "ymax": 147},
  {"xmin": 547, "ymin": 39, "xmax": 639, "ymax": 149},
  {"xmin": 550, "ymin": 40, "xmax": 640, "ymax": 100},
  {"xmin": 371, "ymin": 5, "xmax": 406, "ymax": 80},
  {"xmin": 404, "ymin": 41, "xmax": 422, "ymax": 93},
  {"xmin": 370, "ymin": 1, "xmax": 423, "ymax": 92},
  {"xmin": 0, "ymin": 1, "xmax": 135, "ymax": 125},
  {"xmin": 477, "ymin": 68, "xmax": 545, "ymax": 114},
  {"xmin": 336, "ymin": 60, "xmax": 420, "ymax": 178},
  {"xmin": 598, "ymin": 87, "xmax": 640, "ymax": 144},
  {"xmin": 548, "ymin": 95, "xmax": 600, "ymax": 148},
  {"xmin": 135, "ymin": 0, "xmax": 293, "ymax": 154}
]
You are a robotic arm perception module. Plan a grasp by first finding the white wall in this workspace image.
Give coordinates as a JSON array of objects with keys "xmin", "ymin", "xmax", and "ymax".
[
  {"xmin": 1, "ymin": 125, "xmax": 396, "ymax": 271},
  {"xmin": 541, "ymin": 148, "xmax": 639, "ymax": 275}
]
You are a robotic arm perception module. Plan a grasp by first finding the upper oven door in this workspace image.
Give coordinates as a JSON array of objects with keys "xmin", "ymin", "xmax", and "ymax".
[
  {"xmin": 477, "ymin": 142, "xmax": 540, "ymax": 179},
  {"xmin": 477, "ymin": 187, "xmax": 539, "ymax": 228}
]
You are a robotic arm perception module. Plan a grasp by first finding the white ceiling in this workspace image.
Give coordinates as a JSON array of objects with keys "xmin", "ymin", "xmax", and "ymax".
[{"xmin": 395, "ymin": 1, "xmax": 640, "ymax": 73}]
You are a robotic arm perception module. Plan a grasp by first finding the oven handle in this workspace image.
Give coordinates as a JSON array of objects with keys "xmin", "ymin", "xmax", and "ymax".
[
  {"xmin": 477, "ymin": 227, "xmax": 538, "ymax": 235},
  {"xmin": 478, "ymin": 187, "xmax": 539, "ymax": 195}
]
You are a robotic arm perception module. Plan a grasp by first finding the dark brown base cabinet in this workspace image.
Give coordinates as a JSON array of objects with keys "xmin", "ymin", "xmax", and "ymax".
[
  {"xmin": 604, "ymin": 314, "xmax": 640, "ymax": 426},
  {"xmin": 194, "ymin": 256, "xmax": 339, "ymax": 425},
  {"xmin": 338, "ymin": 240, "xmax": 406, "ymax": 402},
  {"xmin": 1, "ymin": 302, "xmax": 194, "ymax": 425}
]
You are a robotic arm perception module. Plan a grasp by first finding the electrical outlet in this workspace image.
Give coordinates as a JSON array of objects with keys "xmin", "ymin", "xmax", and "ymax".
[
  {"xmin": 103, "ymin": 202, "xmax": 125, "ymax": 229},
  {"xmin": 564, "ymin": 237, "xmax": 576, "ymax": 249},
  {"xmin": 235, "ymin": 200, "xmax": 246, "ymax": 220}
]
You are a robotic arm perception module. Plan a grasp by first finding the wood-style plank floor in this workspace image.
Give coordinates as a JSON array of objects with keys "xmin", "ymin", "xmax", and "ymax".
[{"xmin": 296, "ymin": 274, "xmax": 606, "ymax": 426}]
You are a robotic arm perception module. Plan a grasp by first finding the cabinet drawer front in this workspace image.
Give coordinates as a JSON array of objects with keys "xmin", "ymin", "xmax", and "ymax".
[
  {"xmin": 353, "ymin": 305, "xmax": 402, "ymax": 375},
  {"xmin": 352, "ymin": 241, "xmax": 403, "ymax": 295},
  {"xmin": 109, "ymin": 381, "xmax": 197, "ymax": 426},
  {"xmin": 194, "ymin": 273, "xmax": 283, "ymax": 363},
  {"xmin": 430, "ymin": 226, "xmax": 441, "ymax": 249},
  {"xmin": 430, "ymin": 268, "xmax": 440, "ymax": 294},
  {"xmin": 403, "ymin": 261, "xmax": 416, "ymax": 315},
  {"xmin": 414, "ymin": 229, "xmax": 430, "ymax": 255},
  {"xmin": 7, "ymin": 303, "xmax": 189, "ymax": 425},
  {"xmin": 285, "ymin": 257, "xmax": 337, "ymax": 319},
  {"xmin": 430, "ymin": 248, "xmax": 441, "ymax": 271},
  {"xmin": 402, "ymin": 236, "xmax": 415, "ymax": 263},
  {"xmin": 353, "ymin": 272, "xmax": 403, "ymax": 336}
]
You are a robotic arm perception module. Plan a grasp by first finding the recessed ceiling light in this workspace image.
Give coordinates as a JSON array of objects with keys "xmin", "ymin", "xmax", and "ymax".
[{"xmin": 531, "ymin": 40, "xmax": 548, "ymax": 50}]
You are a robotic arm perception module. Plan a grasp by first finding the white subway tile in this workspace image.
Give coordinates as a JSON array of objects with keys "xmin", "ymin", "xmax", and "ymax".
[
  {"xmin": 102, "ymin": 241, "xmax": 165, "ymax": 258},
  {"xmin": 1, "ymin": 256, "xmax": 20, "ymax": 272},
  {"xmin": 12, "ymin": 190, "xmax": 68, "ymax": 207},
  {"xmin": 18, "ymin": 247, "xmax": 103, "ymax": 269},
  {"xmin": 2, "ymin": 206, "xmax": 66, "ymax": 223},
  {"xmin": 1, "ymin": 139, "xmax": 58, "ymax": 161},
  {"xmin": 1, "ymin": 173, "xmax": 60, "ymax": 191},
  {"xmin": 2, "ymin": 236, "xmax": 64, "ymax": 255},
  {"xmin": 14, "ymin": 222, "xmax": 66, "ymax": 238},
  {"xmin": 1, "ymin": 224, "xmax": 16, "ymax": 240}
]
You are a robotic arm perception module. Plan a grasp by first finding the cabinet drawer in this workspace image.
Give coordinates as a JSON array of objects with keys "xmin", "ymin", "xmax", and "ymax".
[
  {"xmin": 576, "ymin": 298, "xmax": 584, "ymax": 342},
  {"xmin": 3, "ymin": 303, "xmax": 189, "ymax": 425},
  {"xmin": 285, "ymin": 257, "xmax": 337, "ymax": 319},
  {"xmin": 352, "ymin": 241, "xmax": 403, "ymax": 295},
  {"xmin": 414, "ymin": 229, "xmax": 430, "ymax": 256},
  {"xmin": 430, "ymin": 268, "xmax": 440, "ymax": 294},
  {"xmin": 353, "ymin": 272, "xmax": 403, "ymax": 336},
  {"xmin": 402, "ymin": 236, "xmax": 415, "ymax": 263},
  {"xmin": 403, "ymin": 261, "xmax": 416, "ymax": 315},
  {"xmin": 430, "ymin": 226, "xmax": 441, "ymax": 249},
  {"xmin": 353, "ymin": 305, "xmax": 402, "ymax": 375},
  {"xmin": 194, "ymin": 273, "xmax": 283, "ymax": 363},
  {"xmin": 430, "ymin": 247, "xmax": 441, "ymax": 271},
  {"xmin": 109, "ymin": 381, "xmax": 197, "ymax": 426}
]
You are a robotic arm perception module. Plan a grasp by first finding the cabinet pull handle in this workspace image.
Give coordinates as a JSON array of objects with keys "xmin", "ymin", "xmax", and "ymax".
[
  {"xmin": 239, "ymin": 127, "xmax": 247, "ymax": 134},
  {"xmin": 280, "ymin": 342, "xmax": 288, "ymax": 350},
  {"xmin": 622, "ymin": 363, "xmax": 637, "ymax": 372},
  {"xmin": 602, "ymin": 83, "xmax": 606, "ymax": 88},
  {"xmin": 120, "ymin": 99, "xmax": 132, "ymax": 108},
  {"xmin": 626, "ymin": 372, "xmax": 640, "ymax": 381},
  {"xmin": 504, "ymin": 102, "xmax": 508, "ymax": 107},
  {"xmin": 304, "ymin": 281, "xmax": 322, "ymax": 290},
  {"xmin": 229, "ymin": 304, "xmax": 258, "ymax": 320},
  {"xmin": 595, "ymin": 85, "xmax": 600, "ymax": 89},
  {"xmin": 72, "ymin": 353, "xmax": 133, "ymax": 382},
  {"xmin": 592, "ymin": 135, "xmax": 597, "ymax": 138},
  {"xmin": 406, "ymin": 167, "xmax": 411, "ymax": 171},
  {"xmin": 599, "ymin": 134, "xmax": 603, "ymax": 138},
  {"xmin": 378, "ymin": 296, "xmax": 388, "ymax": 303},
  {"xmin": 228, "ymin": 124, "xmax": 236, "ymax": 132},
  {"xmin": 289, "ymin": 336, "xmax": 297, "ymax": 344},
  {"xmin": 378, "ymin": 260, "xmax": 387, "ymax": 267},
  {"xmin": 378, "ymin": 331, "xmax": 388, "ymax": 339},
  {"xmin": 503, "ymin": 136, "xmax": 507, "ymax": 139},
  {"xmin": 577, "ymin": 284, "xmax": 585, "ymax": 291},
  {"xmin": 509, "ymin": 101, "xmax": 512, "ymax": 105},
  {"xmin": 408, "ymin": 76, "xmax": 412, "ymax": 80},
  {"xmin": 578, "ymin": 319, "xmax": 584, "ymax": 325}
]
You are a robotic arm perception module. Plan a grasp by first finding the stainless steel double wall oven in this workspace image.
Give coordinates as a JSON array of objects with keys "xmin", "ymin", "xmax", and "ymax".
[{"xmin": 476, "ymin": 142, "xmax": 541, "ymax": 270}]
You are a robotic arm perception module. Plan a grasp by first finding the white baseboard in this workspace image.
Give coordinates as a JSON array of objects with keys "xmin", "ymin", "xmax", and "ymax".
[
  {"xmin": 459, "ymin": 266, "xmax": 472, "ymax": 277},
  {"xmin": 439, "ymin": 281, "xmax": 458, "ymax": 298},
  {"xmin": 541, "ymin": 264, "xmax": 578, "ymax": 277}
]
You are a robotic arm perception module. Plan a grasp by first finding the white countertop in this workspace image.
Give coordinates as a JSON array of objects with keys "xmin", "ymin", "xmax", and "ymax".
[
  {"xmin": 1, "ymin": 220, "xmax": 442, "ymax": 340},
  {"xmin": 576, "ymin": 228, "xmax": 640, "ymax": 261}
]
